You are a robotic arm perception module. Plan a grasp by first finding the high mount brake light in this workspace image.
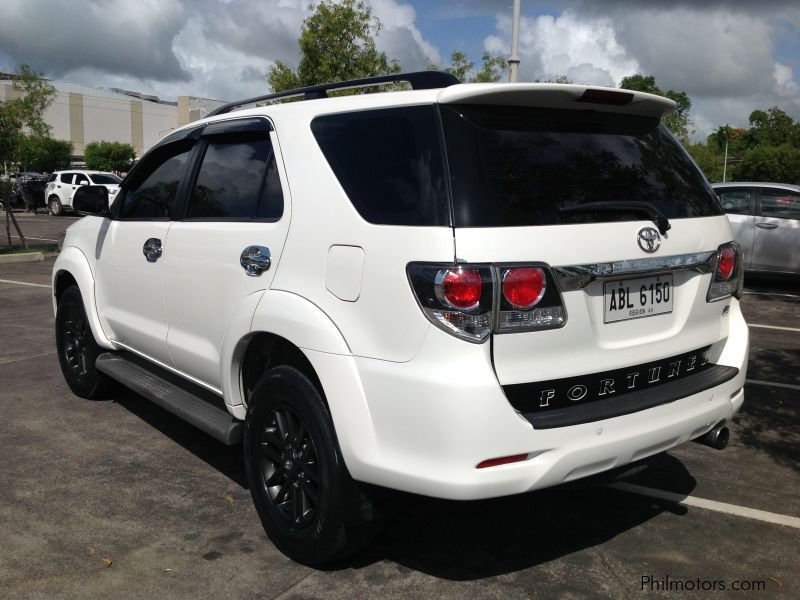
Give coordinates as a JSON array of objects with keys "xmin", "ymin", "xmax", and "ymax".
[
  {"xmin": 707, "ymin": 242, "xmax": 743, "ymax": 302},
  {"xmin": 407, "ymin": 263, "xmax": 566, "ymax": 343}
]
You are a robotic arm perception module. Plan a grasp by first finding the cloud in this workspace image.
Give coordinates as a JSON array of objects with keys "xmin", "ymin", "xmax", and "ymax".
[{"xmin": 0, "ymin": 0, "xmax": 190, "ymax": 81}]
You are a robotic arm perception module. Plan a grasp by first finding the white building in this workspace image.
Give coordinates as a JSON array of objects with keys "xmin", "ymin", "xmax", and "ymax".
[{"xmin": 0, "ymin": 77, "xmax": 226, "ymax": 164}]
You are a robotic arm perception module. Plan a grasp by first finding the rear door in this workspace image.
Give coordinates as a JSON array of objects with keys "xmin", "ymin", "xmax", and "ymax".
[
  {"xmin": 752, "ymin": 187, "xmax": 800, "ymax": 274},
  {"xmin": 716, "ymin": 187, "xmax": 755, "ymax": 270},
  {"xmin": 162, "ymin": 117, "xmax": 291, "ymax": 389},
  {"xmin": 439, "ymin": 102, "xmax": 732, "ymax": 387}
]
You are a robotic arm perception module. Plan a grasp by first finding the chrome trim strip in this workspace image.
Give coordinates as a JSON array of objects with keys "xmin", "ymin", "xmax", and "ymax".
[{"xmin": 554, "ymin": 251, "xmax": 717, "ymax": 291}]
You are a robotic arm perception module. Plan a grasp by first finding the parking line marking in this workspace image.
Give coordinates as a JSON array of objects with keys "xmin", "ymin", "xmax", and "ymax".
[
  {"xmin": 743, "ymin": 291, "xmax": 800, "ymax": 299},
  {"xmin": 0, "ymin": 278, "xmax": 51, "ymax": 289},
  {"xmin": 748, "ymin": 323, "xmax": 800, "ymax": 333},
  {"xmin": 607, "ymin": 482, "xmax": 800, "ymax": 529},
  {"xmin": 0, "ymin": 351, "xmax": 56, "ymax": 366},
  {"xmin": 746, "ymin": 379, "xmax": 800, "ymax": 391},
  {"xmin": 9, "ymin": 235, "xmax": 58, "ymax": 242}
]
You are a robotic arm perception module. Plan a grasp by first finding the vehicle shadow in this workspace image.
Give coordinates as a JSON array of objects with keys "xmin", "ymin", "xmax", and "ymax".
[
  {"xmin": 112, "ymin": 387, "xmax": 248, "ymax": 488},
  {"xmin": 111, "ymin": 386, "xmax": 699, "ymax": 580},
  {"xmin": 344, "ymin": 454, "xmax": 695, "ymax": 580}
]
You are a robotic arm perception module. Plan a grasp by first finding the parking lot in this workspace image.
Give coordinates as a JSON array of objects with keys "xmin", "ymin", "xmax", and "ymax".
[{"xmin": 1, "ymin": 214, "xmax": 798, "ymax": 599}]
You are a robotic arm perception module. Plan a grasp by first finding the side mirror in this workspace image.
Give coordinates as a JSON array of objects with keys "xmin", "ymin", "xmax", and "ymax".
[{"xmin": 72, "ymin": 185, "xmax": 109, "ymax": 216}]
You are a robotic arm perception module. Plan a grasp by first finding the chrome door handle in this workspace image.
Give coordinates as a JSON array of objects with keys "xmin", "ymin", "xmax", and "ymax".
[
  {"xmin": 240, "ymin": 245, "xmax": 271, "ymax": 276},
  {"xmin": 143, "ymin": 238, "xmax": 163, "ymax": 262},
  {"xmin": 756, "ymin": 223, "xmax": 777, "ymax": 230}
]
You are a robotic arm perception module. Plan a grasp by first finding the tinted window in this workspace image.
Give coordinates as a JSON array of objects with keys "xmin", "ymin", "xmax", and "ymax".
[
  {"xmin": 46, "ymin": 173, "xmax": 56, "ymax": 183},
  {"xmin": 441, "ymin": 105, "xmax": 724, "ymax": 227},
  {"xmin": 717, "ymin": 188, "xmax": 753, "ymax": 215},
  {"xmin": 75, "ymin": 174, "xmax": 90, "ymax": 185},
  {"xmin": 119, "ymin": 144, "xmax": 192, "ymax": 219},
  {"xmin": 311, "ymin": 106, "xmax": 449, "ymax": 226},
  {"xmin": 188, "ymin": 136, "xmax": 282, "ymax": 219},
  {"xmin": 61, "ymin": 173, "xmax": 75, "ymax": 184},
  {"xmin": 760, "ymin": 188, "xmax": 800, "ymax": 220},
  {"xmin": 90, "ymin": 173, "xmax": 122, "ymax": 184}
]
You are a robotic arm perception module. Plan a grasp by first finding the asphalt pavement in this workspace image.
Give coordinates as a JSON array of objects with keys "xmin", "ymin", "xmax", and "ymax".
[{"xmin": 1, "ymin": 215, "xmax": 798, "ymax": 599}]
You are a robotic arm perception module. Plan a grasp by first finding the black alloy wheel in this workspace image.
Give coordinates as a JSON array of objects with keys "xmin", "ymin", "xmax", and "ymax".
[
  {"xmin": 244, "ymin": 365, "xmax": 380, "ymax": 566},
  {"xmin": 55, "ymin": 286, "xmax": 114, "ymax": 398},
  {"xmin": 257, "ymin": 403, "xmax": 321, "ymax": 528}
]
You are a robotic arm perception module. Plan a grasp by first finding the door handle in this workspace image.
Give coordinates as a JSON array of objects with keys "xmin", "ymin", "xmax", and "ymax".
[
  {"xmin": 240, "ymin": 245, "xmax": 271, "ymax": 276},
  {"xmin": 756, "ymin": 223, "xmax": 778, "ymax": 230},
  {"xmin": 143, "ymin": 238, "xmax": 163, "ymax": 262}
]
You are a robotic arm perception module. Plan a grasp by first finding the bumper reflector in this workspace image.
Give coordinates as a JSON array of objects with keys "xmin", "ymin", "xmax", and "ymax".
[{"xmin": 476, "ymin": 453, "xmax": 528, "ymax": 469}]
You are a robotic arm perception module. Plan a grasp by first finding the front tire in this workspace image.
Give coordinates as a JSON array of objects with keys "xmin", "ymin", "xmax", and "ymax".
[
  {"xmin": 244, "ymin": 366, "xmax": 378, "ymax": 565},
  {"xmin": 49, "ymin": 196, "xmax": 62, "ymax": 216},
  {"xmin": 55, "ymin": 286, "xmax": 115, "ymax": 398}
]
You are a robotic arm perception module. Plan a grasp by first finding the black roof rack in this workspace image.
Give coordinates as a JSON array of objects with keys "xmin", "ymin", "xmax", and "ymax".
[{"xmin": 207, "ymin": 70, "xmax": 459, "ymax": 117}]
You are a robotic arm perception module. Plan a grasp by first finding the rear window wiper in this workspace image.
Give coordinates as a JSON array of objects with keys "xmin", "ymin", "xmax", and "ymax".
[{"xmin": 559, "ymin": 201, "xmax": 671, "ymax": 235}]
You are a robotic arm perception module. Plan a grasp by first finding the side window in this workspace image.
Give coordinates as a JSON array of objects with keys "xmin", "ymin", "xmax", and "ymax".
[
  {"xmin": 716, "ymin": 189, "xmax": 752, "ymax": 215},
  {"xmin": 187, "ymin": 135, "xmax": 283, "ymax": 220},
  {"xmin": 119, "ymin": 143, "xmax": 193, "ymax": 219},
  {"xmin": 75, "ymin": 174, "xmax": 90, "ymax": 186},
  {"xmin": 46, "ymin": 173, "xmax": 57, "ymax": 183},
  {"xmin": 61, "ymin": 173, "xmax": 75, "ymax": 184},
  {"xmin": 760, "ymin": 188, "xmax": 800, "ymax": 220}
]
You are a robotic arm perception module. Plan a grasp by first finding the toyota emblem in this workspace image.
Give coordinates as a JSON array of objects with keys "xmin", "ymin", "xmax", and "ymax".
[{"xmin": 637, "ymin": 227, "xmax": 661, "ymax": 253}]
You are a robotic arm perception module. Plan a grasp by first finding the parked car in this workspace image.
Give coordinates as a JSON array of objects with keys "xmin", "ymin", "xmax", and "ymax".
[
  {"xmin": 712, "ymin": 182, "xmax": 800, "ymax": 275},
  {"xmin": 52, "ymin": 71, "xmax": 749, "ymax": 566},
  {"xmin": 45, "ymin": 170, "xmax": 122, "ymax": 215},
  {"xmin": 0, "ymin": 172, "xmax": 47, "ymax": 212}
]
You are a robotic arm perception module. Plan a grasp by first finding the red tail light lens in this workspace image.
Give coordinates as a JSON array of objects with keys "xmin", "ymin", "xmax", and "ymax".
[
  {"xmin": 502, "ymin": 267, "xmax": 546, "ymax": 309},
  {"xmin": 718, "ymin": 246, "xmax": 735, "ymax": 280},
  {"xmin": 437, "ymin": 268, "xmax": 482, "ymax": 310}
]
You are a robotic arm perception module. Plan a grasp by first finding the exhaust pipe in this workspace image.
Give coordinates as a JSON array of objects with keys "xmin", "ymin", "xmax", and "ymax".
[{"xmin": 695, "ymin": 421, "xmax": 730, "ymax": 450}]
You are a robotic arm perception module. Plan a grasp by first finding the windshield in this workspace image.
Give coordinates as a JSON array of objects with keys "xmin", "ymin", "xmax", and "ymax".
[
  {"xmin": 89, "ymin": 173, "xmax": 122, "ymax": 184},
  {"xmin": 440, "ymin": 105, "xmax": 723, "ymax": 227}
]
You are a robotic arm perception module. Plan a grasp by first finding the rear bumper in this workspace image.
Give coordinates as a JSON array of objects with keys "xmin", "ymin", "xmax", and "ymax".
[{"xmin": 309, "ymin": 301, "xmax": 748, "ymax": 500}]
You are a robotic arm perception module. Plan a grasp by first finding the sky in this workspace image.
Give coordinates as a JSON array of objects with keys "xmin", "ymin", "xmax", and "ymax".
[{"xmin": 0, "ymin": 0, "xmax": 798, "ymax": 141}]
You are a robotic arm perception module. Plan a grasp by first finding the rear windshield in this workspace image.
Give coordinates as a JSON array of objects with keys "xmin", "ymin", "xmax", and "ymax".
[
  {"xmin": 441, "ymin": 105, "xmax": 723, "ymax": 227},
  {"xmin": 90, "ymin": 173, "xmax": 122, "ymax": 184}
]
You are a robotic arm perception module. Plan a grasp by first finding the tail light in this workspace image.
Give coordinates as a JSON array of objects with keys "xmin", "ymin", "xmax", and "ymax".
[
  {"xmin": 707, "ymin": 242, "xmax": 743, "ymax": 302},
  {"xmin": 407, "ymin": 263, "xmax": 566, "ymax": 343}
]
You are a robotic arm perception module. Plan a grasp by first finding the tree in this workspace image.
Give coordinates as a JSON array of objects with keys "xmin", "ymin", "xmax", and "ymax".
[
  {"xmin": 738, "ymin": 144, "xmax": 800, "ymax": 184},
  {"xmin": 267, "ymin": 0, "xmax": 400, "ymax": 92},
  {"xmin": 745, "ymin": 107, "xmax": 800, "ymax": 148},
  {"xmin": 84, "ymin": 141, "xmax": 136, "ymax": 172},
  {"xmin": 15, "ymin": 136, "xmax": 72, "ymax": 173},
  {"xmin": 433, "ymin": 51, "xmax": 508, "ymax": 83},
  {"xmin": 619, "ymin": 74, "xmax": 692, "ymax": 143},
  {"xmin": 0, "ymin": 64, "xmax": 57, "ymax": 248}
]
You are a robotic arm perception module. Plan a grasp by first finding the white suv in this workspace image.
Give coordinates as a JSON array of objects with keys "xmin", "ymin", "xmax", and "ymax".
[
  {"xmin": 52, "ymin": 72, "xmax": 749, "ymax": 566},
  {"xmin": 45, "ymin": 170, "xmax": 121, "ymax": 215}
]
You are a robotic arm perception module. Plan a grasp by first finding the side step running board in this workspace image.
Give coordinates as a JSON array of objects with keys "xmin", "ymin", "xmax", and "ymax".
[{"xmin": 96, "ymin": 353, "xmax": 243, "ymax": 445}]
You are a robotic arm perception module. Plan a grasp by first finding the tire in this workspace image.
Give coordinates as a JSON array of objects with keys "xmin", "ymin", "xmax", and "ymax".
[
  {"xmin": 244, "ymin": 366, "xmax": 380, "ymax": 566},
  {"xmin": 49, "ymin": 196, "xmax": 62, "ymax": 216},
  {"xmin": 55, "ymin": 286, "xmax": 115, "ymax": 399}
]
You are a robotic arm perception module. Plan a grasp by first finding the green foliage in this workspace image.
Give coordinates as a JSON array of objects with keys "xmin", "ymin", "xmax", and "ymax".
[
  {"xmin": 619, "ymin": 74, "xmax": 692, "ymax": 143},
  {"xmin": 738, "ymin": 144, "xmax": 800, "ymax": 184},
  {"xmin": 15, "ymin": 136, "xmax": 72, "ymax": 172},
  {"xmin": 267, "ymin": 0, "xmax": 400, "ymax": 93},
  {"xmin": 686, "ymin": 142, "xmax": 724, "ymax": 182},
  {"xmin": 433, "ymin": 51, "xmax": 508, "ymax": 83},
  {"xmin": 0, "ymin": 64, "xmax": 57, "ymax": 164},
  {"xmin": 84, "ymin": 141, "xmax": 136, "ymax": 172}
]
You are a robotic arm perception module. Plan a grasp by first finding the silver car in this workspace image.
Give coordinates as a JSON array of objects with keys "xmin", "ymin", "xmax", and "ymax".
[{"xmin": 712, "ymin": 182, "xmax": 800, "ymax": 275}]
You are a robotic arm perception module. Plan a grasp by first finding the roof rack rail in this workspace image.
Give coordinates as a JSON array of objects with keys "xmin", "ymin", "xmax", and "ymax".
[{"xmin": 207, "ymin": 70, "xmax": 459, "ymax": 117}]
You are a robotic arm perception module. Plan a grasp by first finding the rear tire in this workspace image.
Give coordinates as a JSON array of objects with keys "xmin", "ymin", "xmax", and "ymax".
[
  {"xmin": 49, "ymin": 196, "xmax": 62, "ymax": 216},
  {"xmin": 244, "ymin": 365, "xmax": 380, "ymax": 566},
  {"xmin": 55, "ymin": 286, "xmax": 115, "ymax": 398}
]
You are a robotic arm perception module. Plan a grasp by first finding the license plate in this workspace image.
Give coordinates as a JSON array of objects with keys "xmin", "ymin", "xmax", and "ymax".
[{"xmin": 604, "ymin": 274, "xmax": 673, "ymax": 323}]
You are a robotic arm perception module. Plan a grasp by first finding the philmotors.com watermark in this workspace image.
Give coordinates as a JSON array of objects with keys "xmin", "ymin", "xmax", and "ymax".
[{"xmin": 640, "ymin": 575, "xmax": 781, "ymax": 592}]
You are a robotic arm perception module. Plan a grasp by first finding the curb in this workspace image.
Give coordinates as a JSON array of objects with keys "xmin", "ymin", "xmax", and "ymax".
[{"xmin": 0, "ymin": 252, "xmax": 44, "ymax": 264}]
